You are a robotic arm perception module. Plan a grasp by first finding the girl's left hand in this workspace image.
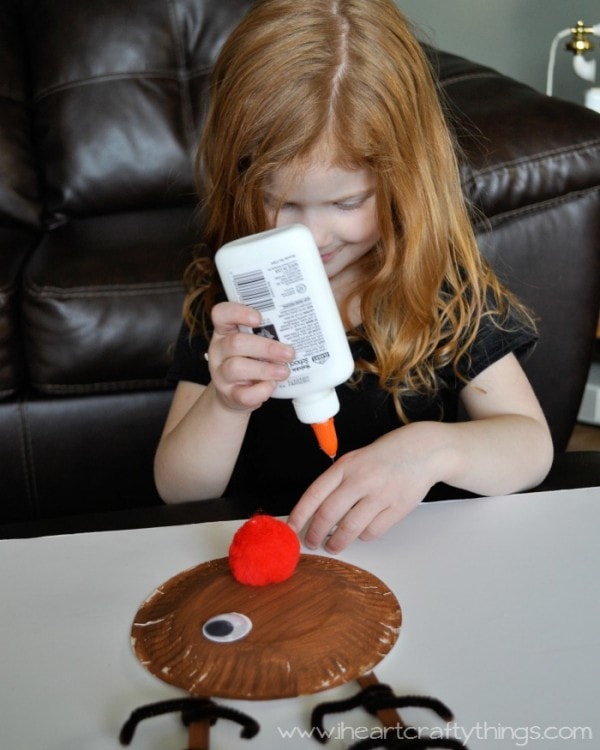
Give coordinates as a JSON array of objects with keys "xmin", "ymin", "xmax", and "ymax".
[
  {"xmin": 288, "ymin": 354, "xmax": 553, "ymax": 553},
  {"xmin": 288, "ymin": 422, "xmax": 445, "ymax": 553}
]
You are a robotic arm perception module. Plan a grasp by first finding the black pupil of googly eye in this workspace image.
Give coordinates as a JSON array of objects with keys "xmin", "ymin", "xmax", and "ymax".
[
  {"xmin": 202, "ymin": 612, "xmax": 252, "ymax": 642},
  {"xmin": 204, "ymin": 619, "xmax": 235, "ymax": 637}
]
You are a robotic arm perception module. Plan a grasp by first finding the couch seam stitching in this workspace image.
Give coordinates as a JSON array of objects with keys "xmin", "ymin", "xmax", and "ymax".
[
  {"xmin": 31, "ymin": 67, "xmax": 212, "ymax": 103},
  {"xmin": 166, "ymin": 0, "xmax": 195, "ymax": 149},
  {"xmin": 32, "ymin": 379, "xmax": 172, "ymax": 393},
  {"xmin": 472, "ymin": 185, "xmax": 600, "ymax": 229},
  {"xmin": 440, "ymin": 71, "xmax": 504, "ymax": 86},
  {"xmin": 16, "ymin": 399, "xmax": 38, "ymax": 516},
  {"xmin": 22, "ymin": 282, "xmax": 184, "ymax": 299},
  {"xmin": 465, "ymin": 138, "xmax": 600, "ymax": 180}
]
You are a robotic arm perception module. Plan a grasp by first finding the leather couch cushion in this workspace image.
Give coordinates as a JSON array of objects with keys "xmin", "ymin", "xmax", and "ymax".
[
  {"xmin": 430, "ymin": 49, "xmax": 600, "ymax": 216},
  {"xmin": 474, "ymin": 188, "xmax": 600, "ymax": 449},
  {"xmin": 22, "ymin": 207, "xmax": 196, "ymax": 393},
  {"xmin": 11, "ymin": 390, "xmax": 171, "ymax": 519},
  {"xmin": 23, "ymin": 0, "xmax": 254, "ymax": 221}
]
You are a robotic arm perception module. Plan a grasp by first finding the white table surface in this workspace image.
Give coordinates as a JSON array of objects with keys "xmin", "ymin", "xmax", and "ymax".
[{"xmin": 1, "ymin": 487, "xmax": 599, "ymax": 749}]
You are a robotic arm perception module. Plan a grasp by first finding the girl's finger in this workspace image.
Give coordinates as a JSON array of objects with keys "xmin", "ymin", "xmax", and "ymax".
[
  {"xmin": 211, "ymin": 301, "xmax": 261, "ymax": 333},
  {"xmin": 287, "ymin": 464, "xmax": 345, "ymax": 538},
  {"xmin": 229, "ymin": 380, "xmax": 279, "ymax": 410},
  {"xmin": 322, "ymin": 497, "xmax": 383, "ymax": 553}
]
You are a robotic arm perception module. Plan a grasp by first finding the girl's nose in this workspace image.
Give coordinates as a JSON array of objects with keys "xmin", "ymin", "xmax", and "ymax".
[{"xmin": 300, "ymin": 212, "xmax": 332, "ymax": 251}]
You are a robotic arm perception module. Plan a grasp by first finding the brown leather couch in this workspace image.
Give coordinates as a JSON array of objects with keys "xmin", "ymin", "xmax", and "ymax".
[{"xmin": 2, "ymin": 0, "xmax": 600, "ymax": 524}]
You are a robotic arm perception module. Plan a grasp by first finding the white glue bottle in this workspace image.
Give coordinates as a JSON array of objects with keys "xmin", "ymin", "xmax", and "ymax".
[{"xmin": 215, "ymin": 224, "xmax": 354, "ymax": 459}]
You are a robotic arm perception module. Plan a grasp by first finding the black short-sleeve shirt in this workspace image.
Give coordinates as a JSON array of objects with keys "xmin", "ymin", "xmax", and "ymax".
[{"xmin": 167, "ymin": 309, "xmax": 536, "ymax": 512}]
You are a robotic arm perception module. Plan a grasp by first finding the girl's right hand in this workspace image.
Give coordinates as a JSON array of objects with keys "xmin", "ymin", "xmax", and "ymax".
[{"xmin": 207, "ymin": 301, "xmax": 295, "ymax": 413}]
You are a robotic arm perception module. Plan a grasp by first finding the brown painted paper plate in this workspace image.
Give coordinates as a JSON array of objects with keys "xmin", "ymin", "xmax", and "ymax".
[{"xmin": 131, "ymin": 554, "xmax": 401, "ymax": 700}]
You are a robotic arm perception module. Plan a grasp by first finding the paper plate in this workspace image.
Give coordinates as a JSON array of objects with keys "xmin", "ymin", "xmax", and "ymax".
[{"xmin": 132, "ymin": 554, "xmax": 401, "ymax": 700}]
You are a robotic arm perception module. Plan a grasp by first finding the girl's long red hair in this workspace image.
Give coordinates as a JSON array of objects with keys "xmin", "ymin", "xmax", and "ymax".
[{"xmin": 185, "ymin": 0, "xmax": 533, "ymax": 419}]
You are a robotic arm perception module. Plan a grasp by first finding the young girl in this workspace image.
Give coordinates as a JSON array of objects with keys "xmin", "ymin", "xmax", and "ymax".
[{"xmin": 155, "ymin": 0, "xmax": 553, "ymax": 552}]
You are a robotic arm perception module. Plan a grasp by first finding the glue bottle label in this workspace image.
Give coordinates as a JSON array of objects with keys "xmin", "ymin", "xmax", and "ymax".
[
  {"xmin": 231, "ymin": 258, "xmax": 330, "ymax": 387},
  {"xmin": 215, "ymin": 225, "xmax": 354, "ymax": 401}
]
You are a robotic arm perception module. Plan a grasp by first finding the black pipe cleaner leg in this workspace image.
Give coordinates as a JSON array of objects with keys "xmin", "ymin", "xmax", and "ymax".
[
  {"xmin": 119, "ymin": 697, "xmax": 259, "ymax": 746},
  {"xmin": 311, "ymin": 683, "xmax": 463, "ymax": 747},
  {"xmin": 312, "ymin": 683, "xmax": 454, "ymax": 740},
  {"xmin": 181, "ymin": 701, "xmax": 260, "ymax": 738}
]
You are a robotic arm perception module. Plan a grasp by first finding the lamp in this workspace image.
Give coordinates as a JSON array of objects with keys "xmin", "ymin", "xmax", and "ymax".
[{"xmin": 546, "ymin": 20, "xmax": 600, "ymax": 112}]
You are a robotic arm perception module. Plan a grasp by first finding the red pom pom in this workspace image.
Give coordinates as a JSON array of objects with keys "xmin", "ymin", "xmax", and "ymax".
[{"xmin": 228, "ymin": 515, "xmax": 301, "ymax": 586}]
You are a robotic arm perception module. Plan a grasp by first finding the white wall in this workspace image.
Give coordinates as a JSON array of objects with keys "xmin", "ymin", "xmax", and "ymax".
[{"xmin": 396, "ymin": 0, "xmax": 600, "ymax": 108}]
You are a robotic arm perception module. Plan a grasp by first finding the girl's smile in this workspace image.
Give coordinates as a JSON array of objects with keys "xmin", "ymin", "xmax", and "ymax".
[{"xmin": 319, "ymin": 245, "xmax": 342, "ymax": 264}]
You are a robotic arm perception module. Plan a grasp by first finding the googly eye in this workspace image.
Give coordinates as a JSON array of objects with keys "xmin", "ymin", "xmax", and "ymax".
[{"xmin": 202, "ymin": 612, "xmax": 253, "ymax": 643}]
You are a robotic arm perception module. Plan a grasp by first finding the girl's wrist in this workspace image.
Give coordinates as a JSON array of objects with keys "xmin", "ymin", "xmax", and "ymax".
[
  {"xmin": 402, "ymin": 420, "xmax": 463, "ymax": 489},
  {"xmin": 205, "ymin": 382, "xmax": 256, "ymax": 422}
]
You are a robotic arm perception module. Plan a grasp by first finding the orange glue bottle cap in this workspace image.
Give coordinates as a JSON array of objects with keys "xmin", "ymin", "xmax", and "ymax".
[
  {"xmin": 292, "ymin": 389, "xmax": 341, "ymax": 459},
  {"xmin": 311, "ymin": 417, "xmax": 338, "ymax": 460}
]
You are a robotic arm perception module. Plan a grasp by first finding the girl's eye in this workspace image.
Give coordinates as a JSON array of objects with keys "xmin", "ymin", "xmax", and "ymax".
[
  {"xmin": 264, "ymin": 196, "xmax": 292, "ymax": 210},
  {"xmin": 335, "ymin": 200, "xmax": 363, "ymax": 211},
  {"xmin": 265, "ymin": 199, "xmax": 296, "ymax": 213},
  {"xmin": 202, "ymin": 612, "xmax": 253, "ymax": 643}
]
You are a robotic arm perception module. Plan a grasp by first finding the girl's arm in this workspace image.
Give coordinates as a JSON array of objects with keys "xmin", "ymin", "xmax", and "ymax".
[
  {"xmin": 154, "ymin": 380, "xmax": 251, "ymax": 501},
  {"xmin": 154, "ymin": 302, "xmax": 295, "ymax": 502},
  {"xmin": 288, "ymin": 352, "xmax": 554, "ymax": 552}
]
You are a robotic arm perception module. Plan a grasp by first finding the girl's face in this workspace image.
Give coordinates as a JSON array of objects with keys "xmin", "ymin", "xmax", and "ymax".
[{"xmin": 264, "ymin": 156, "xmax": 379, "ymax": 286}]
